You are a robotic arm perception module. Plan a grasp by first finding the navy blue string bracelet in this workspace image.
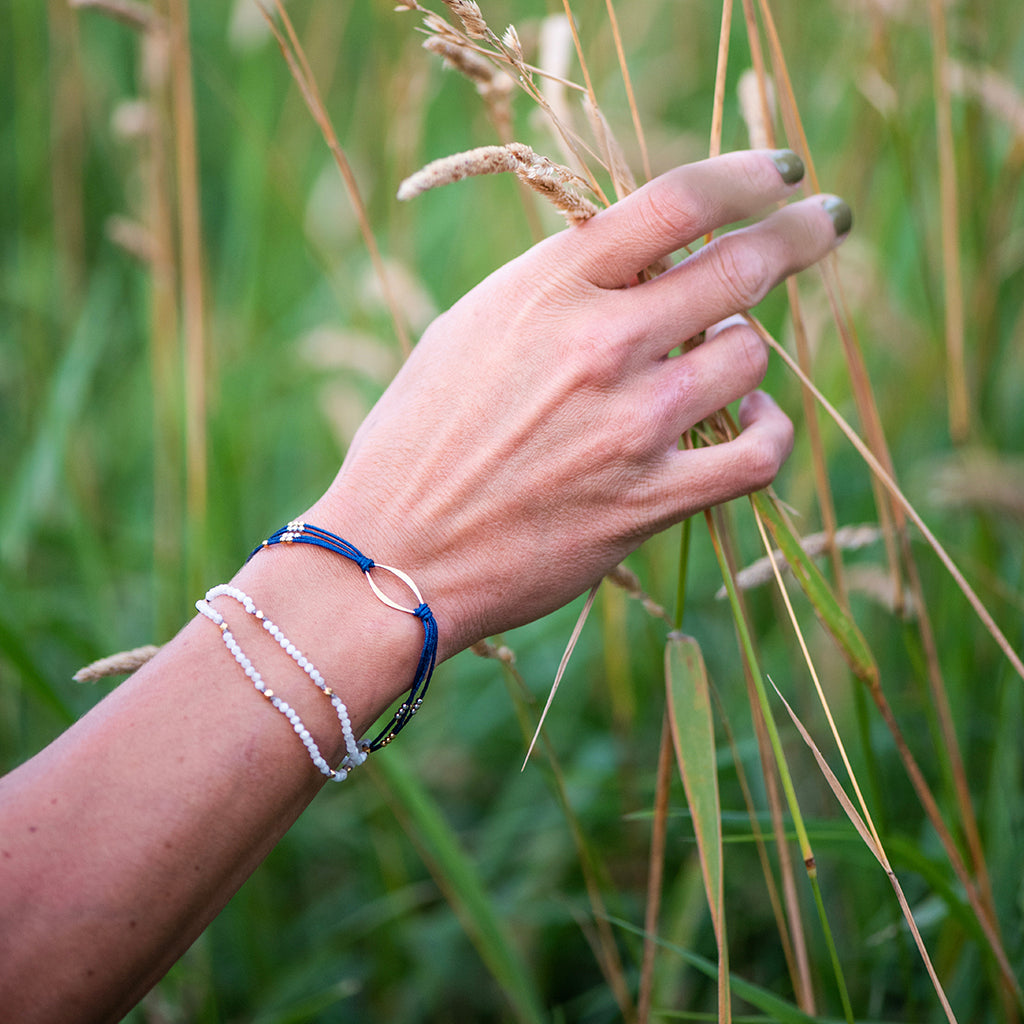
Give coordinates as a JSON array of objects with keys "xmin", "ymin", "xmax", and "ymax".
[{"xmin": 247, "ymin": 521, "xmax": 437, "ymax": 752}]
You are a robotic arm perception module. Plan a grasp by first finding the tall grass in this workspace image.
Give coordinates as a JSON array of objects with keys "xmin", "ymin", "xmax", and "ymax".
[{"xmin": 1, "ymin": 1, "xmax": 1022, "ymax": 1021}]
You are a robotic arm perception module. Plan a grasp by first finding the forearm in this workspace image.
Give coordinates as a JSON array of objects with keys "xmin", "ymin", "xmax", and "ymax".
[
  {"xmin": 0, "ymin": 539, "xmax": 423, "ymax": 1024},
  {"xmin": 0, "ymin": 149, "xmax": 849, "ymax": 1022}
]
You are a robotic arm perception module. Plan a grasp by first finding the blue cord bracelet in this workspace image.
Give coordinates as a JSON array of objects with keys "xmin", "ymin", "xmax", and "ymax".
[{"xmin": 247, "ymin": 521, "xmax": 437, "ymax": 752}]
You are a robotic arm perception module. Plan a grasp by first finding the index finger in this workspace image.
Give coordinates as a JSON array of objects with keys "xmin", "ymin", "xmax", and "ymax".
[{"xmin": 563, "ymin": 149, "xmax": 806, "ymax": 290}]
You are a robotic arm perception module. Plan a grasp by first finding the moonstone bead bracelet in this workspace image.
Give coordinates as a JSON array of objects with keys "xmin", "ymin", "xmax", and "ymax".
[
  {"xmin": 203, "ymin": 584, "xmax": 367, "ymax": 769},
  {"xmin": 196, "ymin": 588, "xmax": 363, "ymax": 782}
]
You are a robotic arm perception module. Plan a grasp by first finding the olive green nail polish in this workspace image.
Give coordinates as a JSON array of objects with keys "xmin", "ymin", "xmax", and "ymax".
[
  {"xmin": 822, "ymin": 196, "xmax": 853, "ymax": 236},
  {"xmin": 770, "ymin": 149, "xmax": 804, "ymax": 185}
]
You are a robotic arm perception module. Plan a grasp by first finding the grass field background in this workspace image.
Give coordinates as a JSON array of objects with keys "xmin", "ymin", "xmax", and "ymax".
[{"xmin": 2, "ymin": 0, "xmax": 1023, "ymax": 1021}]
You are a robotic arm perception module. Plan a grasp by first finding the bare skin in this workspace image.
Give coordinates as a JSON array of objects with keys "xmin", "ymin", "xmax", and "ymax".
[{"xmin": 0, "ymin": 150, "xmax": 848, "ymax": 1023}]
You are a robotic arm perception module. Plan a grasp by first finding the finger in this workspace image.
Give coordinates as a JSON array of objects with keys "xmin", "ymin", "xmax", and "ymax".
[
  {"xmin": 654, "ymin": 317, "xmax": 769, "ymax": 430},
  {"xmin": 562, "ymin": 149, "xmax": 806, "ymax": 290},
  {"xmin": 646, "ymin": 389, "xmax": 793, "ymax": 528},
  {"xmin": 620, "ymin": 194, "xmax": 849, "ymax": 357}
]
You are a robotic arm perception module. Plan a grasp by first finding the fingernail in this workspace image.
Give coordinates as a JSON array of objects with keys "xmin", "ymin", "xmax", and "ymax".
[
  {"xmin": 822, "ymin": 196, "xmax": 853, "ymax": 236},
  {"xmin": 770, "ymin": 149, "xmax": 804, "ymax": 185}
]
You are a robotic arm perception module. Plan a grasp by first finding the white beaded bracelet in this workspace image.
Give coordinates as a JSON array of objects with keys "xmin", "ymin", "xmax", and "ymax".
[
  {"xmin": 203, "ymin": 584, "xmax": 367, "ymax": 769},
  {"xmin": 196, "ymin": 590, "xmax": 361, "ymax": 781}
]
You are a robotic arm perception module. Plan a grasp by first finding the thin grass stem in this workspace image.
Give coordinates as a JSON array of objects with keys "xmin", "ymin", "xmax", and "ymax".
[
  {"xmin": 263, "ymin": 0, "xmax": 413, "ymax": 357},
  {"xmin": 928, "ymin": 0, "xmax": 969, "ymax": 442},
  {"xmin": 707, "ymin": 506, "xmax": 816, "ymax": 1013},
  {"xmin": 709, "ymin": 0, "xmax": 733, "ymax": 160},
  {"xmin": 637, "ymin": 713, "xmax": 673, "ymax": 1024},
  {"xmin": 603, "ymin": 0, "xmax": 650, "ymax": 181}
]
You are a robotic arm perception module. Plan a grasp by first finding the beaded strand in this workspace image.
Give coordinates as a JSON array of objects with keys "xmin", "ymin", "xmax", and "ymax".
[
  {"xmin": 196, "ymin": 595, "xmax": 352, "ymax": 782},
  {"xmin": 203, "ymin": 584, "xmax": 367, "ymax": 769}
]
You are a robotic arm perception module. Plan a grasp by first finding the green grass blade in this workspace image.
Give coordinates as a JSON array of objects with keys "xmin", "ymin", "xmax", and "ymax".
[
  {"xmin": 607, "ymin": 915, "xmax": 821, "ymax": 1024},
  {"xmin": 1, "ymin": 272, "xmax": 119, "ymax": 564},
  {"xmin": 749, "ymin": 491, "xmax": 876, "ymax": 684},
  {"xmin": 370, "ymin": 748, "xmax": 547, "ymax": 1024},
  {"xmin": 0, "ymin": 614, "xmax": 76, "ymax": 726},
  {"xmin": 665, "ymin": 634, "xmax": 729, "ymax": 1022}
]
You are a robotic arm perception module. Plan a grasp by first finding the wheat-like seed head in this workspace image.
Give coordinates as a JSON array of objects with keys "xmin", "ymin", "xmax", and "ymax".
[
  {"xmin": 73, "ymin": 645, "xmax": 162, "ymax": 682},
  {"xmin": 441, "ymin": 0, "xmax": 489, "ymax": 39},
  {"xmin": 606, "ymin": 564, "xmax": 671, "ymax": 623},
  {"xmin": 501, "ymin": 24, "xmax": 524, "ymax": 63},
  {"xmin": 398, "ymin": 142, "xmax": 599, "ymax": 224},
  {"xmin": 583, "ymin": 94, "xmax": 637, "ymax": 200},
  {"xmin": 716, "ymin": 523, "xmax": 883, "ymax": 596},
  {"xmin": 423, "ymin": 34, "xmax": 494, "ymax": 86},
  {"xmin": 738, "ymin": 68, "xmax": 776, "ymax": 151}
]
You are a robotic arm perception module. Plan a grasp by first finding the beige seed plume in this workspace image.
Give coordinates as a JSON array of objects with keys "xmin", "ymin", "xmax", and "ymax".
[
  {"xmin": 398, "ymin": 142, "xmax": 599, "ymax": 224},
  {"xmin": 716, "ymin": 523, "xmax": 883, "ymax": 597},
  {"xmin": 73, "ymin": 644, "xmax": 162, "ymax": 682},
  {"xmin": 946, "ymin": 59, "xmax": 1024, "ymax": 139},
  {"xmin": 501, "ymin": 24, "xmax": 524, "ymax": 63},
  {"xmin": 606, "ymin": 564, "xmax": 671, "ymax": 624},
  {"xmin": 471, "ymin": 638, "xmax": 517, "ymax": 665},
  {"xmin": 424, "ymin": 34, "xmax": 495, "ymax": 87},
  {"xmin": 738, "ymin": 68, "xmax": 776, "ymax": 151},
  {"xmin": 441, "ymin": 0, "xmax": 488, "ymax": 39}
]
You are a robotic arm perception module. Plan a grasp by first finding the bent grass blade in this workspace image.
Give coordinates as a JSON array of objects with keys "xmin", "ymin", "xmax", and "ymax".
[
  {"xmin": 770, "ymin": 682, "xmax": 959, "ymax": 1024},
  {"xmin": 750, "ymin": 498, "xmax": 959, "ymax": 1021},
  {"xmin": 708, "ymin": 511, "xmax": 854, "ymax": 1023},
  {"xmin": 665, "ymin": 634, "xmax": 730, "ymax": 1024}
]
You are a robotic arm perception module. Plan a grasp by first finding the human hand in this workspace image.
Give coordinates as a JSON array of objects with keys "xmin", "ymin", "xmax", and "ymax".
[{"xmin": 310, "ymin": 149, "xmax": 850, "ymax": 659}]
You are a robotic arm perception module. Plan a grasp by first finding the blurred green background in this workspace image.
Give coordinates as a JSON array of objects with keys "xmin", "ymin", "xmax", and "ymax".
[{"xmin": 2, "ymin": 0, "xmax": 1022, "ymax": 1020}]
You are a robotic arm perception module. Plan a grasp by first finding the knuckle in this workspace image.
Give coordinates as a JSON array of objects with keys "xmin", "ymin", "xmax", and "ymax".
[
  {"xmin": 741, "ymin": 430, "xmax": 789, "ymax": 490},
  {"xmin": 735, "ymin": 327, "xmax": 769, "ymax": 385},
  {"xmin": 631, "ymin": 187, "xmax": 698, "ymax": 251},
  {"xmin": 711, "ymin": 236, "xmax": 774, "ymax": 311}
]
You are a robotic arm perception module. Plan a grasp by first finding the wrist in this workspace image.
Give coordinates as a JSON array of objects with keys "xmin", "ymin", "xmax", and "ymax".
[
  {"xmin": 301, "ymin": 490, "xmax": 480, "ymax": 662},
  {"xmin": 229, "ymin": 533, "xmax": 426, "ymax": 754}
]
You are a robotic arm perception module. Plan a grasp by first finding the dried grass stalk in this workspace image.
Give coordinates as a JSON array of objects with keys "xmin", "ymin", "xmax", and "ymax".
[
  {"xmin": 605, "ymin": 563, "xmax": 671, "ymax": 624},
  {"xmin": 398, "ymin": 142, "xmax": 599, "ymax": 224},
  {"xmin": 583, "ymin": 94, "xmax": 636, "ymax": 200},
  {"xmin": 74, "ymin": 645, "xmax": 162, "ymax": 682},
  {"xmin": 423, "ymin": 35, "xmax": 514, "ymax": 139},
  {"xmin": 69, "ymin": 0, "xmax": 155, "ymax": 32},
  {"xmin": 470, "ymin": 638, "xmax": 517, "ymax": 665}
]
